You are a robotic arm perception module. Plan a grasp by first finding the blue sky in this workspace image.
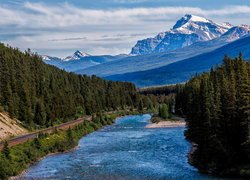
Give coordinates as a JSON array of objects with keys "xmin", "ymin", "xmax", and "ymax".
[{"xmin": 0, "ymin": 0, "xmax": 250, "ymax": 57}]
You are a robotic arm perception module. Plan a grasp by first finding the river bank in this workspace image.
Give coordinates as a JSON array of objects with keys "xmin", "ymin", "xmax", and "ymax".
[
  {"xmin": 146, "ymin": 115, "xmax": 186, "ymax": 128},
  {"xmin": 12, "ymin": 113, "xmax": 126, "ymax": 179},
  {"xmin": 11, "ymin": 145, "xmax": 80, "ymax": 180},
  {"xmin": 146, "ymin": 120, "xmax": 186, "ymax": 128},
  {"xmin": 21, "ymin": 114, "xmax": 216, "ymax": 179},
  {"xmin": 1, "ymin": 110, "xmax": 138, "ymax": 180}
]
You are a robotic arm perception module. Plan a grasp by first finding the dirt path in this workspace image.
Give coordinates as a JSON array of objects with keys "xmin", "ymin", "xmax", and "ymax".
[{"xmin": 0, "ymin": 116, "xmax": 91, "ymax": 150}]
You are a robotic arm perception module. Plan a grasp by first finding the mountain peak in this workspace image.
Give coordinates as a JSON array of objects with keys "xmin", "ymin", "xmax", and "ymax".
[
  {"xmin": 64, "ymin": 50, "xmax": 91, "ymax": 61},
  {"xmin": 131, "ymin": 15, "xmax": 235, "ymax": 55},
  {"xmin": 173, "ymin": 14, "xmax": 210, "ymax": 29},
  {"xmin": 184, "ymin": 14, "xmax": 209, "ymax": 22},
  {"xmin": 73, "ymin": 50, "xmax": 90, "ymax": 58},
  {"xmin": 41, "ymin": 55, "xmax": 61, "ymax": 61},
  {"xmin": 221, "ymin": 22, "xmax": 233, "ymax": 28}
]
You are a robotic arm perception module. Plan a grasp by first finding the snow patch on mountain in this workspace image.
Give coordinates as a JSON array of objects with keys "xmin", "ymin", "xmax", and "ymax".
[
  {"xmin": 220, "ymin": 25, "xmax": 250, "ymax": 42},
  {"xmin": 41, "ymin": 55, "xmax": 51, "ymax": 61},
  {"xmin": 41, "ymin": 55, "xmax": 61, "ymax": 61}
]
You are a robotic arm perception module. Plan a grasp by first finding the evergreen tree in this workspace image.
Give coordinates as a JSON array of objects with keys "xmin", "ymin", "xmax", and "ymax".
[
  {"xmin": 159, "ymin": 104, "xmax": 169, "ymax": 119},
  {"xmin": 138, "ymin": 99, "xmax": 144, "ymax": 113},
  {"xmin": 34, "ymin": 137, "xmax": 41, "ymax": 149},
  {"xmin": 0, "ymin": 43, "xmax": 144, "ymax": 128},
  {"xmin": 2, "ymin": 141, "xmax": 10, "ymax": 159},
  {"xmin": 66, "ymin": 128, "xmax": 75, "ymax": 147},
  {"xmin": 34, "ymin": 100, "xmax": 46, "ymax": 126},
  {"xmin": 175, "ymin": 55, "xmax": 250, "ymax": 176}
]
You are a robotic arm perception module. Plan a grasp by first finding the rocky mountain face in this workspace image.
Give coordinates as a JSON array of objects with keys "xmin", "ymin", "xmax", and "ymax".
[
  {"xmin": 64, "ymin": 50, "xmax": 91, "ymax": 61},
  {"xmin": 219, "ymin": 25, "xmax": 250, "ymax": 42},
  {"xmin": 130, "ymin": 14, "xmax": 249, "ymax": 55}
]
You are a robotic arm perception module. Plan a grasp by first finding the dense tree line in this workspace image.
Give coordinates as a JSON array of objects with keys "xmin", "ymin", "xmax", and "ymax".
[
  {"xmin": 140, "ymin": 86, "xmax": 176, "ymax": 123},
  {"xmin": 139, "ymin": 85, "xmax": 177, "ymax": 96},
  {"xmin": 139, "ymin": 85, "xmax": 178, "ymax": 116},
  {"xmin": 0, "ymin": 43, "xmax": 143, "ymax": 128},
  {"xmin": 175, "ymin": 55, "xmax": 250, "ymax": 177}
]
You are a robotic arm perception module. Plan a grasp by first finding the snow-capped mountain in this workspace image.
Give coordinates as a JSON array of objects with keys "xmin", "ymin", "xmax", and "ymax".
[
  {"xmin": 77, "ymin": 24, "xmax": 250, "ymax": 77},
  {"xmin": 41, "ymin": 51, "xmax": 129, "ymax": 72},
  {"xmin": 219, "ymin": 25, "xmax": 250, "ymax": 42},
  {"xmin": 41, "ymin": 55, "xmax": 61, "ymax": 61},
  {"xmin": 42, "ymin": 50, "xmax": 91, "ymax": 62},
  {"xmin": 107, "ymin": 35, "xmax": 250, "ymax": 87},
  {"xmin": 64, "ymin": 50, "xmax": 91, "ymax": 61},
  {"xmin": 42, "ymin": 14, "xmax": 250, "ymax": 85},
  {"xmin": 131, "ymin": 14, "xmax": 233, "ymax": 55}
]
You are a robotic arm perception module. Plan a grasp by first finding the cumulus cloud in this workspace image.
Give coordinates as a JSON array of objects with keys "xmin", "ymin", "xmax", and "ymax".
[{"xmin": 1, "ymin": 3, "xmax": 250, "ymax": 28}]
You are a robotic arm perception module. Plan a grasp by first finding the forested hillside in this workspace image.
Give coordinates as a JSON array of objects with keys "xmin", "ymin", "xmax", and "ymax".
[
  {"xmin": 0, "ymin": 43, "xmax": 143, "ymax": 128},
  {"xmin": 175, "ymin": 55, "xmax": 250, "ymax": 177},
  {"xmin": 139, "ymin": 85, "xmax": 177, "ymax": 96}
]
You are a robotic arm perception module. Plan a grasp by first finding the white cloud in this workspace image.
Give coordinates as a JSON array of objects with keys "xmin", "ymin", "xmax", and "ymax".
[
  {"xmin": 1, "ymin": 3, "xmax": 250, "ymax": 28},
  {"xmin": 0, "ymin": 2, "xmax": 250, "ymax": 56},
  {"xmin": 204, "ymin": 5, "xmax": 250, "ymax": 16}
]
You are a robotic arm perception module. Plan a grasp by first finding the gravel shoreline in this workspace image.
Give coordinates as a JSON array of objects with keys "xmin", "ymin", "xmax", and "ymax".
[{"xmin": 145, "ymin": 121, "xmax": 186, "ymax": 128}]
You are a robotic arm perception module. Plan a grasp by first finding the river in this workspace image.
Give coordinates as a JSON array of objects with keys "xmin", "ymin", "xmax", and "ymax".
[{"xmin": 23, "ymin": 114, "xmax": 225, "ymax": 179}]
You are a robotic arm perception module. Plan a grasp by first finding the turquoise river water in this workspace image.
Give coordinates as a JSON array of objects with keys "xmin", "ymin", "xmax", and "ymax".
[{"xmin": 23, "ymin": 114, "xmax": 228, "ymax": 180}]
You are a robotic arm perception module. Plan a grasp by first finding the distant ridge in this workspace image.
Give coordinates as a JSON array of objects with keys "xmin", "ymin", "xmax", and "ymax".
[{"xmin": 106, "ymin": 35, "xmax": 250, "ymax": 87}]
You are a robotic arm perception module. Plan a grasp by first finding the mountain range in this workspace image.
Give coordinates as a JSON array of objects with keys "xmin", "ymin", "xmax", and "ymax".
[
  {"xmin": 42, "ymin": 14, "xmax": 250, "ymax": 87},
  {"xmin": 42, "ymin": 51, "xmax": 129, "ymax": 72},
  {"xmin": 106, "ymin": 35, "xmax": 250, "ymax": 87}
]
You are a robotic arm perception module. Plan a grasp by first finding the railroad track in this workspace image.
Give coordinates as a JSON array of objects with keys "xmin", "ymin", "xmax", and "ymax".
[{"xmin": 0, "ymin": 116, "xmax": 91, "ymax": 150}]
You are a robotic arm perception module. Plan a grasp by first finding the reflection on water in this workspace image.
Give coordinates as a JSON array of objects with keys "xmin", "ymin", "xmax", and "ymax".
[{"xmin": 23, "ymin": 114, "xmax": 225, "ymax": 180}]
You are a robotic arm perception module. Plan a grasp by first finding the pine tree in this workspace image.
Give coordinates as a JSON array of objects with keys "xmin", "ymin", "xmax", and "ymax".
[
  {"xmin": 159, "ymin": 104, "xmax": 169, "ymax": 119},
  {"xmin": 34, "ymin": 100, "xmax": 46, "ymax": 126},
  {"xmin": 138, "ymin": 99, "xmax": 144, "ymax": 113},
  {"xmin": 66, "ymin": 128, "xmax": 75, "ymax": 147},
  {"xmin": 3, "ymin": 141, "xmax": 10, "ymax": 159},
  {"xmin": 175, "ymin": 55, "xmax": 250, "ymax": 175},
  {"xmin": 34, "ymin": 137, "xmax": 41, "ymax": 149}
]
